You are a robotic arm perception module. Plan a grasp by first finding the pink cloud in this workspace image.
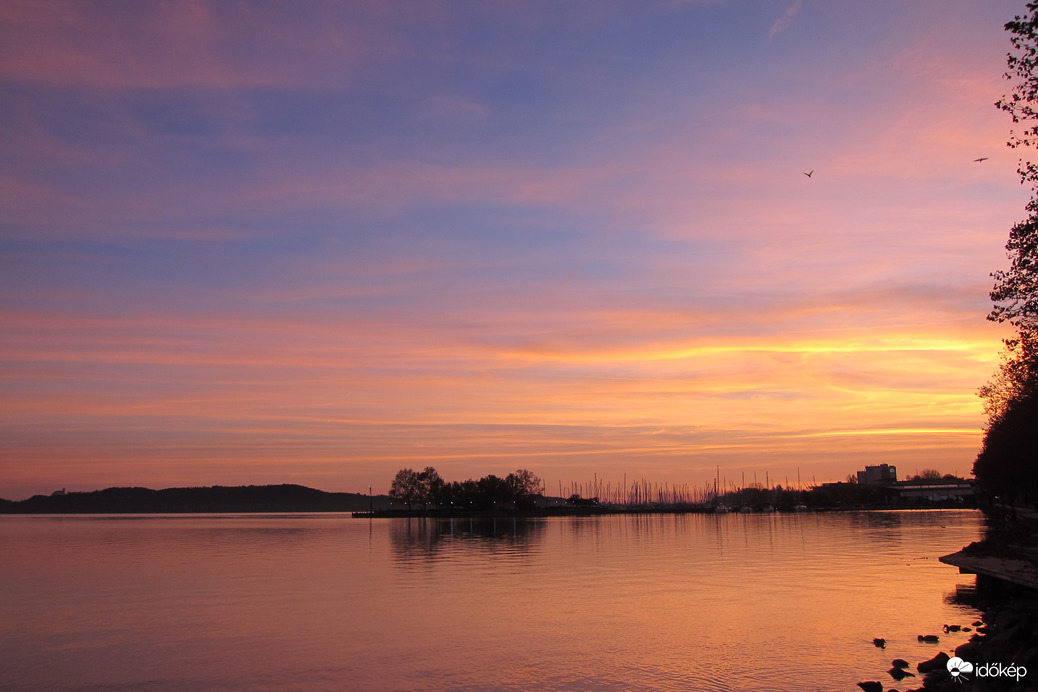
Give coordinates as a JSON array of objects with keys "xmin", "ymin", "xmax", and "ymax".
[{"xmin": 0, "ymin": 0, "xmax": 373, "ymax": 89}]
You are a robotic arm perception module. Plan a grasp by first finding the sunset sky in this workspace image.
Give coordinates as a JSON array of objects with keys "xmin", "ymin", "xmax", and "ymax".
[{"xmin": 0, "ymin": 0, "xmax": 1031, "ymax": 500}]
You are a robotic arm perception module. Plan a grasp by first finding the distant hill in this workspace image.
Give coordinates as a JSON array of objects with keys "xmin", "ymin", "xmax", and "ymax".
[{"xmin": 0, "ymin": 485, "xmax": 393, "ymax": 514}]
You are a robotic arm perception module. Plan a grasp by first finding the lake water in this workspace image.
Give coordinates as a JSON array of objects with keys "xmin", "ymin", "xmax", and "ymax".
[{"xmin": 0, "ymin": 510, "xmax": 983, "ymax": 691}]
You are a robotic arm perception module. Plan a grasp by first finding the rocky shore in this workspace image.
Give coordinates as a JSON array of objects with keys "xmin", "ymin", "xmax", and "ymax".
[{"xmin": 858, "ymin": 507, "xmax": 1038, "ymax": 692}]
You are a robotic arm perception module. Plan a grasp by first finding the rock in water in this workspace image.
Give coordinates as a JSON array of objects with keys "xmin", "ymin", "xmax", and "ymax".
[
  {"xmin": 888, "ymin": 666, "xmax": 915, "ymax": 680},
  {"xmin": 872, "ymin": 638, "xmax": 886, "ymax": 648},
  {"xmin": 917, "ymin": 651, "xmax": 950, "ymax": 673},
  {"xmin": 891, "ymin": 659, "xmax": 909, "ymax": 669},
  {"xmin": 857, "ymin": 682, "xmax": 883, "ymax": 692}
]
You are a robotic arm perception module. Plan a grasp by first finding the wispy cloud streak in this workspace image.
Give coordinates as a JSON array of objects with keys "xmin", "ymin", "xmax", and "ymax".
[{"xmin": 769, "ymin": 0, "xmax": 804, "ymax": 38}]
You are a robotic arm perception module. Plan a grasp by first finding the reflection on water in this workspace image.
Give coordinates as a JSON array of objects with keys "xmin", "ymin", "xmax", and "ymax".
[
  {"xmin": 390, "ymin": 516, "xmax": 548, "ymax": 563},
  {"xmin": 946, "ymin": 581, "xmax": 980, "ymax": 608},
  {"xmin": 0, "ymin": 511, "xmax": 983, "ymax": 692}
]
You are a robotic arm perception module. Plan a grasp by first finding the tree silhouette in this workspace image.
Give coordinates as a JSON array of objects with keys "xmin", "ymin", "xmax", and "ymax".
[
  {"xmin": 993, "ymin": 2, "xmax": 1038, "ymax": 331},
  {"xmin": 977, "ymin": 3, "xmax": 1038, "ymax": 504},
  {"xmin": 506, "ymin": 469, "xmax": 543, "ymax": 508},
  {"xmin": 976, "ymin": 392, "xmax": 1038, "ymax": 504},
  {"xmin": 989, "ymin": 216, "xmax": 1038, "ymax": 330},
  {"xmin": 998, "ymin": 2, "xmax": 1038, "ymax": 183},
  {"xmin": 417, "ymin": 467, "xmax": 444, "ymax": 509},
  {"xmin": 389, "ymin": 468, "xmax": 423, "ymax": 511},
  {"xmin": 389, "ymin": 467, "xmax": 543, "ymax": 512}
]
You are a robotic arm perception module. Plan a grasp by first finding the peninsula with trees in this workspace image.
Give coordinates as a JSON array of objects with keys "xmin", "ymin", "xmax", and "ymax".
[
  {"xmin": 0, "ymin": 484, "xmax": 393, "ymax": 514},
  {"xmin": 0, "ymin": 464, "xmax": 978, "ymax": 515}
]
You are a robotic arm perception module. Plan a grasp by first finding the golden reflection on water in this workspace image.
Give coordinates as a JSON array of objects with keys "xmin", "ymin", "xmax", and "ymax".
[{"xmin": 0, "ymin": 511, "xmax": 982, "ymax": 691}]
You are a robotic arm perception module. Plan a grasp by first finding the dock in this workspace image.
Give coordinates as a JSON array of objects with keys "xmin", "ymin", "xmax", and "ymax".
[
  {"xmin": 940, "ymin": 550, "xmax": 1038, "ymax": 591},
  {"xmin": 939, "ymin": 507, "xmax": 1038, "ymax": 592}
]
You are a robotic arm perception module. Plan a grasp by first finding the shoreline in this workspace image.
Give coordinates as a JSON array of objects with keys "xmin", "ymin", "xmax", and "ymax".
[
  {"xmin": 858, "ymin": 506, "xmax": 1038, "ymax": 692},
  {"xmin": 0, "ymin": 502, "xmax": 977, "ymax": 516},
  {"xmin": 351, "ymin": 501, "xmax": 977, "ymax": 519},
  {"xmin": 2, "ymin": 482, "xmax": 979, "ymax": 515}
]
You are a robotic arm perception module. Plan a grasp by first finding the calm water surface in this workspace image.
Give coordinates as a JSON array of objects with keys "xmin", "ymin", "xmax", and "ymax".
[{"xmin": 0, "ymin": 511, "xmax": 983, "ymax": 691}]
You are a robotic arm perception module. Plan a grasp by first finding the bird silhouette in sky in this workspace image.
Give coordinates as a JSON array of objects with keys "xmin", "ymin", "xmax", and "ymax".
[
  {"xmin": 804, "ymin": 170, "xmax": 814, "ymax": 178},
  {"xmin": 973, "ymin": 157, "xmax": 988, "ymax": 162}
]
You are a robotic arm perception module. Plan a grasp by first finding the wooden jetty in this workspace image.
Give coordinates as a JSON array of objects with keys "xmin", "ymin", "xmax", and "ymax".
[{"xmin": 940, "ymin": 507, "xmax": 1038, "ymax": 592}]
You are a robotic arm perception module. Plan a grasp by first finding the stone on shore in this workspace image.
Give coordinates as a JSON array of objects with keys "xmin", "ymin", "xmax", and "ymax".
[
  {"xmin": 953, "ymin": 638, "xmax": 982, "ymax": 662},
  {"xmin": 916, "ymin": 651, "xmax": 949, "ymax": 673},
  {"xmin": 921, "ymin": 667, "xmax": 951, "ymax": 689}
]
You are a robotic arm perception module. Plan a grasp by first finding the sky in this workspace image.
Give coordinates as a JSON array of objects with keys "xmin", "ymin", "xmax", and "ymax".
[{"xmin": 0, "ymin": 0, "xmax": 1032, "ymax": 500}]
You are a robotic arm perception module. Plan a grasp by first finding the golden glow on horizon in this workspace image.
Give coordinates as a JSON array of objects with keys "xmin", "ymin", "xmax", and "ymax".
[
  {"xmin": 795, "ymin": 428, "xmax": 980, "ymax": 438},
  {"xmin": 502, "ymin": 335, "xmax": 1001, "ymax": 363}
]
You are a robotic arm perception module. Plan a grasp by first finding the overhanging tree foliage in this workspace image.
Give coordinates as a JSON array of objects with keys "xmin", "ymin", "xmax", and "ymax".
[
  {"xmin": 976, "ymin": 3, "xmax": 1038, "ymax": 503},
  {"xmin": 979, "ymin": 336, "xmax": 1038, "ymax": 421},
  {"xmin": 994, "ymin": 2, "xmax": 1038, "ymax": 332},
  {"xmin": 976, "ymin": 334, "xmax": 1038, "ymax": 502},
  {"xmin": 989, "ymin": 215, "xmax": 1038, "ymax": 330},
  {"xmin": 975, "ymin": 390, "xmax": 1038, "ymax": 502}
]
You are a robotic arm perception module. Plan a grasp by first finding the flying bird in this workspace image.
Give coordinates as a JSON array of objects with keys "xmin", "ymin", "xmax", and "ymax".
[
  {"xmin": 804, "ymin": 169, "xmax": 814, "ymax": 178},
  {"xmin": 973, "ymin": 157, "xmax": 988, "ymax": 162}
]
